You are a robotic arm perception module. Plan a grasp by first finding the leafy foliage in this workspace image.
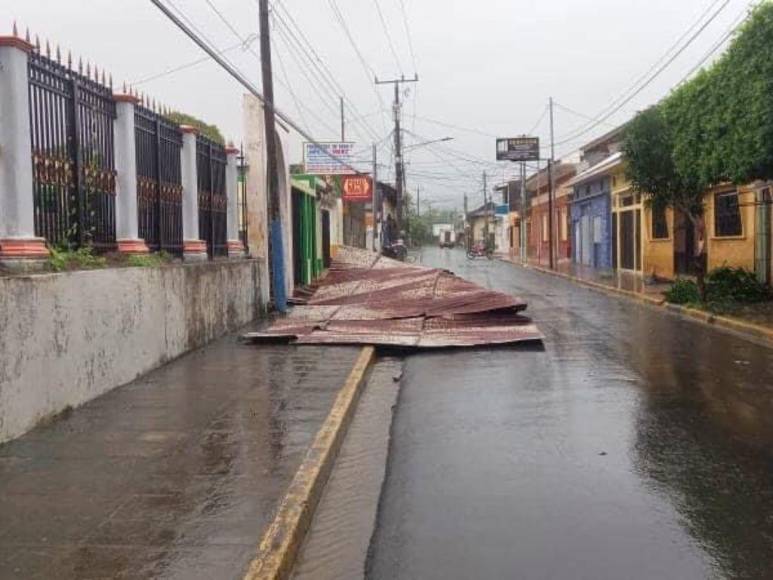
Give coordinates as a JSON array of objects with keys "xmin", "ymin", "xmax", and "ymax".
[
  {"xmin": 626, "ymin": 2, "xmax": 773, "ymax": 194},
  {"xmin": 665, "ymin": 267, "xmax": 771, "ymax": 307},
  {"xmin": 48, "ymin": 245, "xmax": 107, "ymax": 272},
  {"xmin": 705, "ymin": 267, "xmax": 771, "ymax": 304},
  {"xmin": 126, "ymin": 252, "xmax": 172, "ymax": 268},
  {"xmin": 664, "ymin": 278, "xmax": 701, "ymax": 305},
  {"xmin": 165, "ymin": 111, "xmax": 225, "ymax": 145}
]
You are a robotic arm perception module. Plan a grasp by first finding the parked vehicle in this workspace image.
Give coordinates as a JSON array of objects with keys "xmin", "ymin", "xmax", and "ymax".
[
  {"xmin": 466, "ymin": 241, "xmax": 493, "ymax": 260},
  {"xmin": 439, "ymin": 230, "xmax": 456, "ymax": 249},
  {"xmin": 383, "ymin": 238, "xmax": 408, "ymax": 261}
]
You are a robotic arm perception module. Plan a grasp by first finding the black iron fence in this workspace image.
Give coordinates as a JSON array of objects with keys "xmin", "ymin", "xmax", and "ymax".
[
  {"xmin": 196, "ymin": 135, "xmax": 228, "ymax": 257},
  {"xmin": 28, "ymin": 49, "xmax": 116, "ymax": 249},
  {"xmin": 135, "ymin": 106, "xmax": 184, "ymax": 255}
]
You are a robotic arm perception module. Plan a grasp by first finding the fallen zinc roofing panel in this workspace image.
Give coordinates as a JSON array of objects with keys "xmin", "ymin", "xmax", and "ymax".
[{"xmin": 243, "ymin": 247, "xmax": 543, "ymax": 350}]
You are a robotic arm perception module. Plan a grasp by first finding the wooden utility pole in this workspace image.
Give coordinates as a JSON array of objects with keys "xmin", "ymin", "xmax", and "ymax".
[
  {"xmin": 376, "ymin": 75, "xmax": 418, "ymax": 235},
  {"xmin": 548, "ymin": 97, "xmax": 556, "ymax": 270},
  {"xmin": 372, "ymin": 143, "xmax": 378, "ymax": 251},
  {"xmin": 258, "ymin": 0, "xmax": 286, "ymax": 311},
  {"xmin": 482, "ymin": 171, "xmax": 489, "ymax": 246}
]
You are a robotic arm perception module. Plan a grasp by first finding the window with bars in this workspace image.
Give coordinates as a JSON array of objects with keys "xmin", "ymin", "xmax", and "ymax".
[
  {"xmin": 714, "ymin": 191, "xmax": 742, "ymax": 237},
  {"xmin": 652, "ymin": 205, "xmax": 669, "ymax": 239}
]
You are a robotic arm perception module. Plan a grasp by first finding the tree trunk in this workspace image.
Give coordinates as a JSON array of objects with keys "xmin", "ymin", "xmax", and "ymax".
[{"xmin": 686, "ymin": 211, "xmax": 707, "ymax": 301}]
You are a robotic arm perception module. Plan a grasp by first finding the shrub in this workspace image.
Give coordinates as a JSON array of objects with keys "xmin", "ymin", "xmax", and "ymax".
[
  {"xmin": 126, "ymin": 252, "xmax": 171, "ymax": 268},
  {"xmin": 48, "ymin": 245, "xmax": 107, "ymax": 272},
  {"xmin": 705, "ymin": 267, "xmax": 771, "ymax": 304},
  {"xmin": 665, "ymin": 278, "xmax": 700, "ymax": 305}
]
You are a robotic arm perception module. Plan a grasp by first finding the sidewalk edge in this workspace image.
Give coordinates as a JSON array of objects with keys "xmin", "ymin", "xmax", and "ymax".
[
  {"xmin": 243, "ymin": 345, "xmax": 377, "ymax": 580},
  {"xmin": 508, "ymin": 260, "xmax": 773, "ymax": 347}
]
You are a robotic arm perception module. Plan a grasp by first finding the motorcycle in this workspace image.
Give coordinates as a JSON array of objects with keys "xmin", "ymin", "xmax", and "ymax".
[
  {"xmin": 466, "ymin": 241, "xmax": 493, "ymax": 260},
  {"xmin": 383, "ymin": 238, "xmax": 408, "ymax": 261}
]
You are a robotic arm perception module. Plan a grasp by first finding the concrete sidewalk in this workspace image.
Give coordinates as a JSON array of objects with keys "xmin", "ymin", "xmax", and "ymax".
[
  {"xmin": 0, "ymin": 329, "xmax": 360, "ymax": 579},
  {"xmin": 502, "ymin": 255, "xmax": 773, "ymax": 340}
]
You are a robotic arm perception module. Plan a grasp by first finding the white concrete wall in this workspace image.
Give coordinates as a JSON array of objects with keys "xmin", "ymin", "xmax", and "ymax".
[
  {"xmin": 243, "ymin": 94, "xmax": 294, "ymax": 302},
  {"xmin": 0, "ymin": 259, "xmax": 261, "ymax": 443}
]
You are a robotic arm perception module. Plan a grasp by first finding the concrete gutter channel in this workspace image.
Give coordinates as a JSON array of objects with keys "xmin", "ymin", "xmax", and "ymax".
[
  {"xmin": 244, "ymin": 346, "xmax": 376, "ymax": 580},
  {"xmin": 507, "ymin": 260, "xmax": 773, "ymax": 349}
]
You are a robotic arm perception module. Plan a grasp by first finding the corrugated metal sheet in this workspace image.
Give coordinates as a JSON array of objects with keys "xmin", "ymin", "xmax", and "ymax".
[{"xmin": 243, "ymin": 247, "xmax": 543, "ymax": 349}]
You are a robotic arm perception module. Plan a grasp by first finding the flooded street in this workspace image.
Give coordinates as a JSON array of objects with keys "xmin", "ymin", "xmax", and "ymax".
[{"xmin": 366, "ymin": 247, "xmax": 773, "ymax": 580}]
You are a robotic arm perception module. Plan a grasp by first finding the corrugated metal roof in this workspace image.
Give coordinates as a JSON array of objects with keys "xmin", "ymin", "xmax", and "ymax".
[{"xmin": 243, "ymin": 247, "xmax": 543, "ymax": 349}]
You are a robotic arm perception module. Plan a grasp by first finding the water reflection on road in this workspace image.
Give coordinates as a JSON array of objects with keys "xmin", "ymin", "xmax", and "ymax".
[{"xmin": 367, "ymin": 247, "xmax": 773, "ymax": 580}]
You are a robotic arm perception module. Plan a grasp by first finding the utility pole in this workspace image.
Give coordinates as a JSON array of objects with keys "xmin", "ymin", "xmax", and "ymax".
[
  {"xmin": 548, "ymin": 97, "xmax": 556, "ymax": 270},
  {"xmin": 372, "ymin": 143, "xmax": 378, "ymax": 251},
  {"xmin": 340, "ymin": 96, "xmax": 345, "ymax": 142},
  {"xmin": 482, "ymin": 171, "xmax": 489, "ymax": 247},
  {"xmin": 417, "ymin": 185, "xmax": 420, "ymax": 217},
  {"xmin": 376, "ymin": 74, "xmax": 419, "ymax": 236},
  {"xmin": 463, "ymin": 192, "xmax": 469, "ymax": 250},
  {"xmin": 520, "ymin": 162, "xmax": 527, "ymax": 265},
  {"xmin": 258, "ymin": 0, "xmax": 286, "ymax": 312}
]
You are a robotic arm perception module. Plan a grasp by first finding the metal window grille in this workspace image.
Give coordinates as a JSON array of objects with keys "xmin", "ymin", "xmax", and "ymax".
[
  {"xmin": 196, "ymin": 135, "xmax": 228, "ymax": 258},
  {"xmin": 715, "ymin": 191, "xmax": 742, "ymax": 237},
  {"xmin": 28, "ymin": 50, "xmax": 116, "ymax": 249},
  {"xmin": 135, "ymin": 106, "xmax": 184, "ymax": 255}
]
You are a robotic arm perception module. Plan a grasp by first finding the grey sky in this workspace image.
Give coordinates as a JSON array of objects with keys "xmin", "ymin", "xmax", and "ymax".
[{"xmin": 5, "ymin": 0, "xmax": 754, "ymax": 209}]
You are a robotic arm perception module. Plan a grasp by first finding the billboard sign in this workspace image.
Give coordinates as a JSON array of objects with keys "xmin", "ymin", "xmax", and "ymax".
[
  {"xmin": 496, "ymin": 137, "xmax": 540, "ymax": 162},
  {"xmin": 303, "ymin": 142, "xmax": 355, "ymax": 175},
  {"xmin": 342, "ymin": 175, "xmax": 373, "ymax": 202}
]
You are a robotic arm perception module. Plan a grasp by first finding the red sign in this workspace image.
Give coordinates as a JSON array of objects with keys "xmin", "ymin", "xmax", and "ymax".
[{"xmin": 342, "ymin": 175, "xmax": 373, "ymax": 202}]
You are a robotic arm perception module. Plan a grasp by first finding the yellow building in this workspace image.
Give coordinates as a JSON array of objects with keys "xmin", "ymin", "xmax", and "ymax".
[{"xmin": 609, "ymin": 156, "xmax": 768, "ymax": 281}]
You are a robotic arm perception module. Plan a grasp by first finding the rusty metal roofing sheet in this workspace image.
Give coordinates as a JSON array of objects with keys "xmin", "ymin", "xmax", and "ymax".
[{"xmin": 243, "ymin": 247, "xmax": 543, "ymax": 349}]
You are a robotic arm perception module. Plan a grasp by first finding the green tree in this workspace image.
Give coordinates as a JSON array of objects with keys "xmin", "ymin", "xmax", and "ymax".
[
  {"xmin": 625, "ymin": 1, "xmax": 773, "ymax": 298},
  {"xmin": 165, "ymin": 111, "xmax": 225, "ymax": 145},
  {"xmin": 624, "ymin": 106, "xmax": 708, "ymax": 297}
]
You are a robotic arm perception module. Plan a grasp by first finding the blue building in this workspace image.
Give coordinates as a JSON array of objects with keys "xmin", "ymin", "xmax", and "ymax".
[{"xmin": 567, "ymin": 127, "xmax": 626, "ymax": 270}]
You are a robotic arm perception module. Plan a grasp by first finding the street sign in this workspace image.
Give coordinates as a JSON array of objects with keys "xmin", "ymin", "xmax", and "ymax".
[
  {"xmin": 303, "ymin": 142, "xmax": 355, "ymax": 175},
  {"xmin": 342, "ymin": 175, "xmax": 373, "ymax": 202},
  {"xmin": 496, "ymin": 137, "xmax": 540, "ymax": 162}
]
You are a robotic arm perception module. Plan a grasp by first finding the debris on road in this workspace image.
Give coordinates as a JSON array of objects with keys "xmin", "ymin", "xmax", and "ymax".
[{"xmin": 243, "ymin": 247, "xmax": 543, "ymax": 349}]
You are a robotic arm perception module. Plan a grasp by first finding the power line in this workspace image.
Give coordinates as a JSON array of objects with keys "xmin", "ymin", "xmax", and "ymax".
[
  {"xmin": 677, "ymin": 0, "xmax": 757, "ymax": 85},
  {"xmin": 372, "ymin": 0, "xmax": 403, "ymax": 73},
  {"xmin": 148, "ymin": 0, "xmax": 365, "ymax": 173},
  {"xmin": 554, "ymin": 0, "xmax": 731, "ymax": 146},
  {"xmin": 395, "ymin": 0, "xmax": 418, "ymax": 72},
  {"xmin": 328, "ymin": 0, "xmax": 389, "ymax": 128},
  {"xmin": 269, "ymin": 2, "xmax": 384, "ymax": 141},
  {"xmin": 132, "ymin": 38, "xmax": 254, "ymax": 85}
]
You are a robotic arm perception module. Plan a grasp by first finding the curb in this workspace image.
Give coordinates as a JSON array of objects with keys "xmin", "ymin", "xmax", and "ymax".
[
  {"xmin": 243, "ymin": 346, "xmax": 377, "ymax": 580},
  {"xmin": 506, "ymin": 259, "xmax": 773, "ymax": 348}
]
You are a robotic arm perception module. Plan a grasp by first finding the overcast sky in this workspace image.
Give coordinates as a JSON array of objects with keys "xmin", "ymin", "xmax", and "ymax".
[{"xmin": 6, "ymin": 0, "xmax": 754, "ymax": 209}]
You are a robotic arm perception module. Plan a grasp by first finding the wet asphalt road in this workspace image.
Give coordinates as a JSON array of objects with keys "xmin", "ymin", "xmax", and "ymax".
[{"xmin": 367, "ymin": 247, "xmax": 773, "ymax": 580}]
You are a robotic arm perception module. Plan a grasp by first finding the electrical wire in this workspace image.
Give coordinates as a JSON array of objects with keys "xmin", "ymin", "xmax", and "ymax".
[
  {"xmin": 149, "ymin": 0, "xmax": 365, "ymax": 173},
  {"xmin": 327, "ymin": 0, "xmax": 389, "ymax": 124},
  {"xmin": 372, "ymin": 0, "xmax": 403, "ymax": 73},
  {"xmin": 269, "ymin": 3, "xmax": 384, "ymax": 141},
  {"xmin": 395, "ymin": 0, "xmax": 418, "ymax": 72},
  {"xmin": 553, "ymin": 0, "xmax": 731, "ymax": 146}
]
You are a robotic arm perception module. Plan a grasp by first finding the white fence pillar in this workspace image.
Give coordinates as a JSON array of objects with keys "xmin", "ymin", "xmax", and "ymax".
[
  {"xmin": 113, "ymin": 95, "xmax": 148, "ymax": 254},
  {"xmin": 225, "ymin": 147, "xmax": 244, "ymax": 257},
  {"xmin": 180, "ymin": 126, "xmax": 207, "ymax": 261},
  {"xmin": 0, "ymin": 36, "xmax": 48, "ymax": 269}
]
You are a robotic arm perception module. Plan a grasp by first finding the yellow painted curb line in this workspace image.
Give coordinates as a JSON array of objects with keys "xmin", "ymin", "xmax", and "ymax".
[
  {"xmin": 506, "ymin": 259, "xmax": 773, "ymax": 348},
  {"xmin": 243, "ymin": 346, "xmax": 377, "ymax": 580}
]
